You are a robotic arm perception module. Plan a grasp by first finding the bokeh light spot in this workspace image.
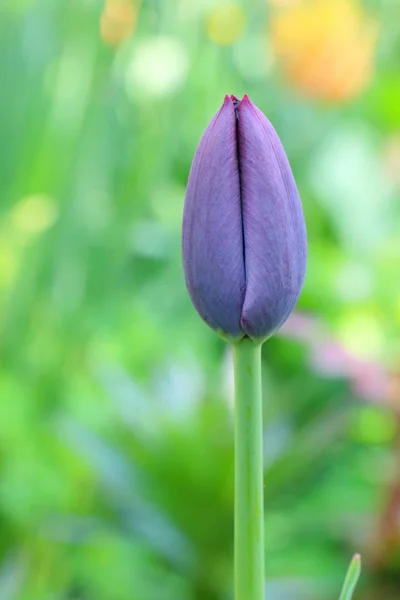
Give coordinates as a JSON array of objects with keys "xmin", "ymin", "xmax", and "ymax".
[
  {"xmin": 270, "ymin": 0, "xmax": 379, "ymax": 102},
  {"xmin": 0, "ymin": 238, "xmax": 18, "ymax": 289},
  {"xmin": 336, "ymin": 262, "xmax": 374, "ymax": 302},
  {"xmin": 100, "ymin": 0, "xmax": 137, "ymax": 47},
  {"xmin": 350, "ymin": 407, "xmax": 397, "ymax": 445},
  {"xmin": 11, "ymin": 194, "xmax": 58, "ymax": 235},
  {"xmin": 125, "ymin": 36, "xmax": 189, "ymax": 99},
  {"xmin": 336, "ymin": 310, "xmax": 384, "ymax": 361},
  {"xmin": 205, "ymin": 3, "xmax": 246, "ymax": 46}
]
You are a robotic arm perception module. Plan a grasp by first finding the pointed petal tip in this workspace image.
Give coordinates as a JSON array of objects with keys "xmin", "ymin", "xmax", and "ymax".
[
  {"xmin": 222, "ymin": 94, "xmax": 236, "ymax": 112},
  {"xmin": 236, "ymin": 93, "xmax": 254, "ymax": 114},
  {"xmin": 240, "ymin": 94, "xmax": 252, "ymax": 108}
]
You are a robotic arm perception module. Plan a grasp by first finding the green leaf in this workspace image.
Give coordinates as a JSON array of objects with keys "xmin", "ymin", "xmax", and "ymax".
[{"xmin": 339, "ymin": 554, "xmax": 362, "ymax": 600}]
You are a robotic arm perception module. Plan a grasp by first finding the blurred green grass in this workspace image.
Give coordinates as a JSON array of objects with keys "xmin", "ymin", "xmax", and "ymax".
[{"xmin": 1, "ymin": 0, "xmax": 400, "ymax": 599}]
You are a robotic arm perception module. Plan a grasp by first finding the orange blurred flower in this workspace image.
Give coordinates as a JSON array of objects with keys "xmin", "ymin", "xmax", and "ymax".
[
  {"xmin": 270, "ymin": 0, "xmax": 379, "ymax": 102},
  {"xmin": 100, "ymin": 0, "xmax": 138, "ymax": 47}
]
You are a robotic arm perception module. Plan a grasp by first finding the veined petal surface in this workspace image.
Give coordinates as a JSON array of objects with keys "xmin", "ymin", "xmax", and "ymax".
[{"xmin": 182, "ymin": 95, "xmax": 246, "ymax": 339}]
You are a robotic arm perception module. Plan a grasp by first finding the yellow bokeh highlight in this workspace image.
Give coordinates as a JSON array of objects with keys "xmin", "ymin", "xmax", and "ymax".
[
  {"xmin": 336, "ymin": 309, "xmax": 384, "ymax": 361},
  {"xmin": 11, "ymin": 194, "xmax": 58, "ymax": 235},
  {"xmin": 0, "ymin": 194, "xmax": 56, "ymax": 290},
  {"xmin": 384, "ymin": 134, "xmax": 400, "ymax": 188},
  {"xmin": 0, "ymin": 236, "xmax": 18, "ymax": 289},
  {"xmin": 350, "ymin": 407, "xmax": 397, "ymax": 445},
  {"xmin": 270, "ymin": 0, "xmax": 379, "ymax": 102},
  {"xmin": 100, "ymin": 0, "xmax": 137, "ymax": 47},
  {"xmin": 268, "ymin": 0, "xmax": 300, "ymax": 5},
  {"xmin": 205, "ymin": 3, "xmax": 246, "ymax": 46}
]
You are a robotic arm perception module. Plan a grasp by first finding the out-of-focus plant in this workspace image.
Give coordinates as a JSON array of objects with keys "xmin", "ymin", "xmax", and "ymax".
[{"xmin": 339, "ymin": 555, "xmax": 361, "ymax": 600}]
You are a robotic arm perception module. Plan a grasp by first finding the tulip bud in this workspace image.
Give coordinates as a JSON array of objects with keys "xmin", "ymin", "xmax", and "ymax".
[{"xmin": 182, "ymin": 94, "xmax": 307, "ymax": 342}]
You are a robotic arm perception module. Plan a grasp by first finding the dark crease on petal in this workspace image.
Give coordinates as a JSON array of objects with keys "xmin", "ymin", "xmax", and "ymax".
[
  {"xmin": 236, "ymin": 94, "xmax": 307, "ymax": 340},
  {"xmin": 182, "ymin": 95, "xmax": 246, "ymax": 339},
  {"xmin": 233, "ymin": 98, "xmax": 247, "ymax": 313}
]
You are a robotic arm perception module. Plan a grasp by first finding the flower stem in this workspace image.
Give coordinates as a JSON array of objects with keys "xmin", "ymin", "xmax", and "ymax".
[{"xmin": 233, "ymin": 337, "xmax": 264, "ymax": 600}]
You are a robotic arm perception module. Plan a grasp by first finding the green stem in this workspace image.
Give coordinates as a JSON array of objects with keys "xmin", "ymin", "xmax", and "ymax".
[{"xmin": 233, "ymin": 338, "xmax": 264, "ymax": 600}]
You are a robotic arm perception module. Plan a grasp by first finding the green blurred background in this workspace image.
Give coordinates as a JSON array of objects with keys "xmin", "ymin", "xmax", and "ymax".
[{"xmin": 1, "ymin": 0, "xmax": 400, "ymax": 598}]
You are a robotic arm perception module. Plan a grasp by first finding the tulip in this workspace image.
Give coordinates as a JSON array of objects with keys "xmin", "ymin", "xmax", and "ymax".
[{"xmin": 182, "ymin": 94, "xmax": 307, "ymax": 343}]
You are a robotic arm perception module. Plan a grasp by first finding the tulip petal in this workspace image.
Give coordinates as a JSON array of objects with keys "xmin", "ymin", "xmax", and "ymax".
[
  {"xmin": 237, "ymin": 95, "xmax": 307, "ymax": 339},
  {"xmin": 182, "ymin": 95, "xmax": 246, "ymax": 339}
]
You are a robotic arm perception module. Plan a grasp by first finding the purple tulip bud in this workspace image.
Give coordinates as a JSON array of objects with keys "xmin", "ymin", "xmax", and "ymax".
[{"xmin": 182, "ymin": 94, "xmax": 307, "ymax": 342}]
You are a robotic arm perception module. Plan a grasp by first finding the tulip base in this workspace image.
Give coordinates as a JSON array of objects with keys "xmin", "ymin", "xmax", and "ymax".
[{"xmin": 233, "ymin": 338, "xmax": 264, "ymax": 600}]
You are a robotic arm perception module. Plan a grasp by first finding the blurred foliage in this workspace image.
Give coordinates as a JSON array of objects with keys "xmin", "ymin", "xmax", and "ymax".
[{"xmin": 1, "ymin": 0, "xmax": 400, "ymax": 599}]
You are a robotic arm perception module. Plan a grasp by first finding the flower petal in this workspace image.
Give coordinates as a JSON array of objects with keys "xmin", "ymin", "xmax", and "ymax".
[
  {"xmin": 237, "ymin": 95, "xmax": 307, "ymax": 339},
  {"xmin": 182, "ymin": 95, "xmax": 246, "ymax": 339}
]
